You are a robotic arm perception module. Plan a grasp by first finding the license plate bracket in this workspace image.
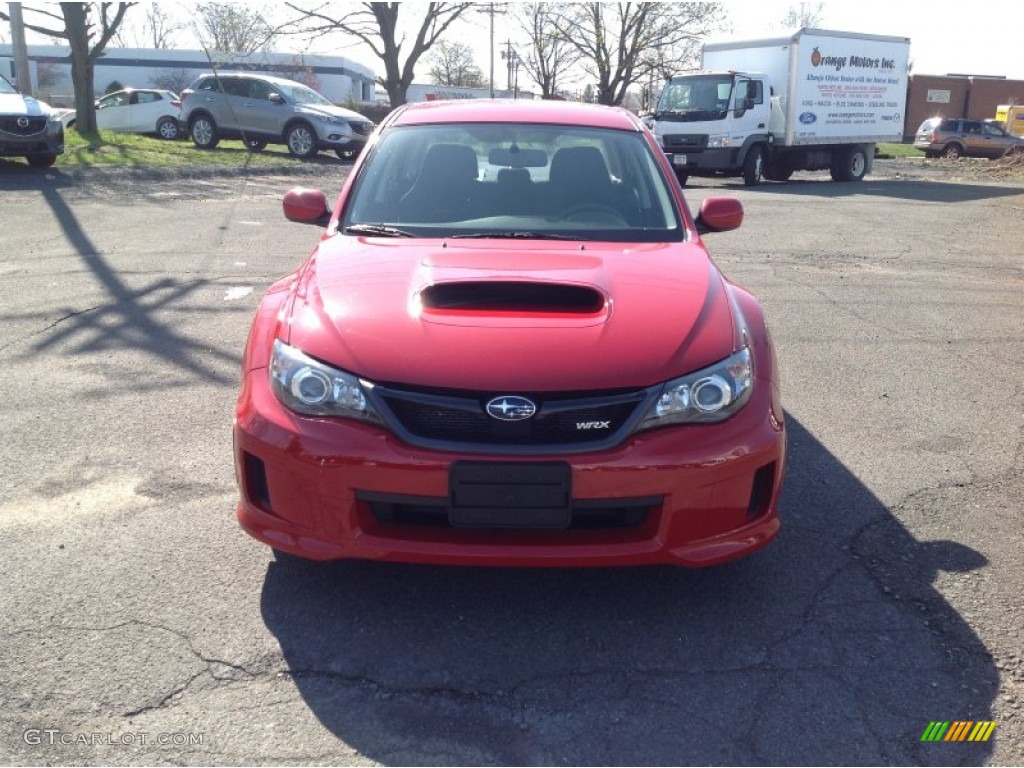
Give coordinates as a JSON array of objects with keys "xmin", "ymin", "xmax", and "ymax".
[
  {"xmin": 448, "ymin": 461, "xmax": 572, "ymax": 529},
  {"xmin": 672, "ymin": 153, "xmax": 688, "ymax": 166}
]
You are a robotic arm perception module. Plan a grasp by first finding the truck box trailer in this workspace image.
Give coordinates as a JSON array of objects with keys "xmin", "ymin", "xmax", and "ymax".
[{"xmin": 650, "ymin": 28, "xmax": 911, "ymax": 185}]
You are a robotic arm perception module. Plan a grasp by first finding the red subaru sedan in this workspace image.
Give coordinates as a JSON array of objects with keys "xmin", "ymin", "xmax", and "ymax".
[{"xmin": 234, "ymin": 99, "xmax": 785, "ymax": 568}]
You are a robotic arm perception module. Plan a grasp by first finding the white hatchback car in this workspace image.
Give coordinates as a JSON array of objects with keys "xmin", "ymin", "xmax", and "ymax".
[{"xmin": 63, "ymin": 88, "xmax": 181, "ymax": 139}]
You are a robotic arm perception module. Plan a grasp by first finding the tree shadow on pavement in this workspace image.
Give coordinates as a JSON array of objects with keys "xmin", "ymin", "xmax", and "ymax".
[
  {"xmin": 260, "ymin": 416, "xmax": 998, "ymax": 765},
  {"xmin": 6, "ymin": 186, "xmax": 242, "ymax": 386}
]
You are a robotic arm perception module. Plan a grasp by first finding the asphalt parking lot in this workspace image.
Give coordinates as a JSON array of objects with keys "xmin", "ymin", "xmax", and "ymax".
[{"xmin": 1, "ymin": 158, "xmax": 1022, "ymax": 766}]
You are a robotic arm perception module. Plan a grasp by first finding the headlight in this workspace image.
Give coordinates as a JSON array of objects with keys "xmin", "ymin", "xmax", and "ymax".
[
  {"xmin": 269, "ymin": 339, "xmax": 378, "ymax": 421},
  {"xmin": 637, "ymin": 348, "xmax": 753, "ymax": 430},
  {"xmin": 312, "ymin": 114, "xmax": 341, "ymax": 124},
  {"xmin": 707, "ymin": 135, "xmax": 732, "ymax": 148}
]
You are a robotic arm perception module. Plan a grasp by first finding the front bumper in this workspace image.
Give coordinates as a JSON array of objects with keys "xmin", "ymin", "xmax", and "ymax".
[
  {"xmin": 664, "ymin": 147, "xmax": 737, "ymax": 173},
  {"xmin": 312, "ymin": 122, "xmax": 369, "ymax": 152},
  {"xmin": 234, "ymin": 367, "xmax": 786, "ymax": 568},
  {"xmin": 0, "ymin": 124, "xmax": 64, "ymax": 158}
]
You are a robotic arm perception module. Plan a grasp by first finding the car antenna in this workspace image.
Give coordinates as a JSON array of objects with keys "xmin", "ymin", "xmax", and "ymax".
[{"xmin": 201, "ymin": 47, "xmax": 258, "ymax": 154}]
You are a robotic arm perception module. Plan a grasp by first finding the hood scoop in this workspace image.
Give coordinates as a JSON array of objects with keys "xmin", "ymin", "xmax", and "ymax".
[{"xmin": 420, "ymin": 281, "xmax": 606, "ymax": 315}]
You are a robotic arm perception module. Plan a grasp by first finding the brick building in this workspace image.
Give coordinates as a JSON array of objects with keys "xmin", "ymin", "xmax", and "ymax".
[{"xmin": 905, "ymin": 73, "xmax": 1024, "ymax": 138}]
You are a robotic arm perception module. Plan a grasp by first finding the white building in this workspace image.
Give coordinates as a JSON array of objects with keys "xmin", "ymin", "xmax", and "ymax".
[{"xmin": 0, "ymin": 44, "xmax": 377, "ymax": 106}]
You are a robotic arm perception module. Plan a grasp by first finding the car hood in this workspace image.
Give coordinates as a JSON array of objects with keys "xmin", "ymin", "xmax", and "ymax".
[
  {"xmin": 294, "ymin": 103, "xmax": 369, "ymax": 123},
  {"xmin": 0, "ymin": 92, "xmax": 52, "ymax": 118},
  {"xmin": 284, "ymin": 238, "xmax": 739, "ymax": 391}
]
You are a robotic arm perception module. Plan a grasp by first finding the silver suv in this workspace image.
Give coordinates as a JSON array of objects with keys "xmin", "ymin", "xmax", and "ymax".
[
  {"xmin": 179, "ymin": 73, "xmax": 374, "ymax": 159},
  {"xmin": 0, "ymin": 73, "xmax": 64, "ymax": 167}
]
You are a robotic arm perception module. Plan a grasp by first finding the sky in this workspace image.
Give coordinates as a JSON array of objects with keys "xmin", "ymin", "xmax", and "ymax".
[
  {"xmin": 11, "ymin": 1, "xmax": 1024, "ymax": 85},
  {"xmin": 399, "ymin": 1, "xmax": 1024, "ymax": 87}
]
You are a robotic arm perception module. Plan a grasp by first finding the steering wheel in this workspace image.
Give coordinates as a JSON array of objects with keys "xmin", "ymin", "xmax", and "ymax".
[{"xmin": 559, "ymin": 202, "xmax": 628, "ymax": 224}]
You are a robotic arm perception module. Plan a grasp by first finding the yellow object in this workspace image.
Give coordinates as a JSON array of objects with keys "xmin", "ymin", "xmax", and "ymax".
[{"xmin": 995, "ymin": 104, "xmax": 1024, "ymax": 134}]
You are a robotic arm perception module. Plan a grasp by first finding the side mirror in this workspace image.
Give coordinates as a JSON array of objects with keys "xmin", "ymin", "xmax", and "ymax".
[
  {"xmin": 269, "ymin": 92, "xmax": 285, "ymax": 104},
  {"xmin": 283, "ymin": 188, "xmax": 331, "ymax": 224},
  {"xmin": 695, "ymin": 196, "xmax": 743, "ymax": 235}
]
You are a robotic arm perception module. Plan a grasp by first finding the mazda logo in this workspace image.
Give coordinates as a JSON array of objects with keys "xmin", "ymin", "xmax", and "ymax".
[
  {"xmin": 485, "ymin": 396, "xmax": 537, "ymax": 421},
  {"xmin": 17, "ymin": 117, "xmax": 29, "ymax": 128}
]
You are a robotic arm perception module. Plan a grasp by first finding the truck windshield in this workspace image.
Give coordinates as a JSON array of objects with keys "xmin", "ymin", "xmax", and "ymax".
[{"xmin": 655, "ymin": 75, "xmax": 734, "ymax": 122}]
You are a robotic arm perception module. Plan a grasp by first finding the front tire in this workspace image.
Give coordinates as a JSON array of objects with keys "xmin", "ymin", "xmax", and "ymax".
[
  {"xmin": 743, "ymin": 146, "xmax": 764, "ymax": 186},
  {"xmin": 285, "ymin": 122, "xmax": 318, "ymax": 159},
  {"xmin": 673, "ymin": 168, "xmax": 688, "ymax": 187},
  {"xmin": 27, "ymin": 153, "xmax": 57, "ymax": 168},
  {"xmin": 830, "ymin": 146, "xmax": 868, "ymax": 182},
  {"xmin": 156, "ymin": 116, "xmax": 179, "ymax": 140},
  {"xmin": 190, "ymin": 114, "xmax": 219, "ymax": 149}
]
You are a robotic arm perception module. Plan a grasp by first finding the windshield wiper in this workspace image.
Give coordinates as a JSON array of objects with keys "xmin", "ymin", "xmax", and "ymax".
[
  {"xmin": 449, "ymin": 231, "xmax": 583, "ymax": 241},
  {"xmin": 344, "ymin": 223, "xmax": 414, "ymax": 238}
]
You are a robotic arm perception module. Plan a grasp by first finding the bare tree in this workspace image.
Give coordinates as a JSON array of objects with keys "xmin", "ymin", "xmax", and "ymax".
[
  {"xmin": 782, "ymin": 2, "xmax": 825, "ymax": 29},
  {"xmin": 427, "ymin": 40, "xmax": 485, "ymax": 87},
  {"xmin": 283, "ymin": 2, "xmax": 474, "ymax": 107},
  {"xmin": 115, "ymin": 4, "xmax": 184, "ymax": 48},
  {"xmin": 549, "ymin": 2, "xmax": 725, "ymax": 106},
  {"xmin": 0, "ymin": 3, "xmax": 134, "ymax": 133},
  {"xmin": 149, "ymin": 68, "xmax": 198, "ymax": 94},
  {"xmin": 514, "ymin": 2, "xmax": 580, "ymax": 98},
  {"xmin": 193, "ymin": 2, "xmax": 275, "ymax": 55}
]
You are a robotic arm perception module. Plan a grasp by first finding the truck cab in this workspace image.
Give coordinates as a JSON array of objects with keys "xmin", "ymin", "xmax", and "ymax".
[{"xmin": 652, "ymin": 72, "xmax": 772, "ymax": 186}]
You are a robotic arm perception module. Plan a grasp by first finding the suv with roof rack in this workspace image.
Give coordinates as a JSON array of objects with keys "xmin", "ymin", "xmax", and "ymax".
[
  {"xmin": 913, "ymin": 117, "xmax": 1024, "ymax": 159},
  {"xmin": 179, "ymin": 72, "xmax": 374, "ymax": 160}
]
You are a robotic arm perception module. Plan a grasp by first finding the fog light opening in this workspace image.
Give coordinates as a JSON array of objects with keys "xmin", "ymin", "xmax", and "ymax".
[
  {"xmin": 243, "ymin": 452, "xmax": 272, "ymax": 512},
  {"xmin": 747, "ymin": 462, "xmax": 776, "ymax": 520}
]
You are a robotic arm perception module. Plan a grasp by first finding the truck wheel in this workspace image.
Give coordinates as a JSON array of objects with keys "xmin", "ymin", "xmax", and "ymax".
[
  {"xmin": 742, "ymin": 146, "xmax": 764, "ymax": 186},
  {"xmin": 763, "ymin": 157, "xmax": 793, "ymax": 182},
  {"xmin": 830, "ymin": 146, "xmax": 867, "ymax": 182}
]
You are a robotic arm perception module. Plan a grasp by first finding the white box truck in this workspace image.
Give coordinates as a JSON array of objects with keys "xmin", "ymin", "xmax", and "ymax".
[{"xmin": 650, "ymin": 28, "xmax": 911, "ymax": 185}]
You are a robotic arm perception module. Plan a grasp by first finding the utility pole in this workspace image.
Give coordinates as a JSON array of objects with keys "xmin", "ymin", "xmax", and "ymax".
[
  {"xmin": 9, "ymin": 2, "xmax": 33, "ymax": 94},
  {"xmin": 475, "ymin": 2, "xmax": 506, "ymax": 98},
  {"xmin": 503, "ymin": 39, "xmax": 513, "ymax": 90}
]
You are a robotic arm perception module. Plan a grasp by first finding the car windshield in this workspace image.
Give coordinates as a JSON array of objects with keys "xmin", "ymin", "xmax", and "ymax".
[
  {"xmin": 342, "ymin": 122, "xmax": 683, "ymax": 243},
  {"xmin": 0, "ymin": 75, "xmax": 18, "ymax": 95},
  {"xmin": 277, "ymin": 81, "xmax": 332, "ymax": 107}
]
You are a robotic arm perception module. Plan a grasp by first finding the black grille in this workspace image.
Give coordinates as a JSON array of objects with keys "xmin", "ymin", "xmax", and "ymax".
[
  {"xmin": 374, "ymin": 386, "xmax": 650, "ymax": 451},
  {"xmin": 0, "ymin": 117, "xmax": 47, "ymax": 136},
  {"xmin": 663, "ymin": 133, "xmax": 709, "ymax": 150},
  {"xmin": 348, "ymin": 120, "xmax": 374, "ymax": 136}
]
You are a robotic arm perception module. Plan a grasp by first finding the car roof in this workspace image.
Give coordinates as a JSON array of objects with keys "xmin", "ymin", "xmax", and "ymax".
[
  {"xmin": 391, "ymin": 99, "xmax": 643, "ymax": 132},
  {"xmin": 196, "ymin": 71, "xmax": 303, "ymax": 87}
]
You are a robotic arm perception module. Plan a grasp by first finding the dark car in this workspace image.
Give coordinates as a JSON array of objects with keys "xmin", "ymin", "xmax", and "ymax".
[
  {"xmin": 233, "ymin": 99, "xmax": 786, "ymax": 568},
  {"xmin": 179, "ymin": 72, "xmax": 374, "ymax": 159},
  {"xmin": 913, "ymin": 117, "xmax": 1024, "ymax": 159},
  {"xmin": 0, "ymin": 73, "xmax": 64, "ymax": 167}
]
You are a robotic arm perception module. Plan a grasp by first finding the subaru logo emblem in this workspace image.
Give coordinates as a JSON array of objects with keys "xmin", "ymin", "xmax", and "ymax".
[
  {"xmin": 17, "ymin": 117, "xmax": 29, "ymax": 128},
  {"xmin": 485, "ymin": 396, "xmax": 537, "ymax": 421}
]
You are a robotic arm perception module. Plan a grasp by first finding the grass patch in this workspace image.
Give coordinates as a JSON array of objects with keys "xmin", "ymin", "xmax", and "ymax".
[
  {"xmin": 876, "ymin": 142, "xmax": 925, "ymax": 159},
  {"xmin": 59, "ymin": 130, "xmax": 324, "ymax": 169}
]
